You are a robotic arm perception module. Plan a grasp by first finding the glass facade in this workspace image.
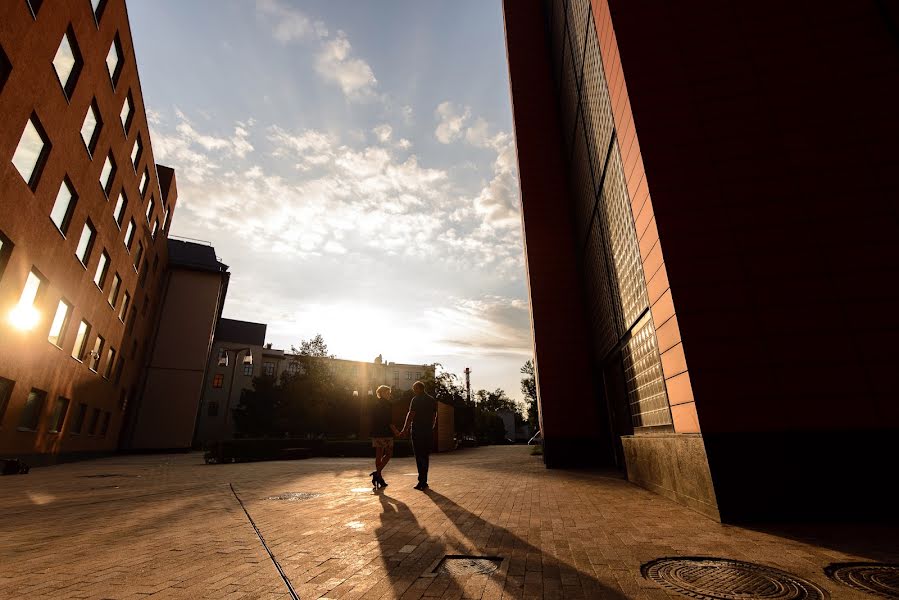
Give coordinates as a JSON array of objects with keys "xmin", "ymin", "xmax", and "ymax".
[{"xmin": 543, "ymin": 0, "xmax": 672, "ymax": 431}]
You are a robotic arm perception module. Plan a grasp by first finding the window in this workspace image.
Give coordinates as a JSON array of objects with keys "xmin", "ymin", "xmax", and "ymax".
[
  {"xmin": 151, "ymin": 218, "xmax": 159, "ymax": 239},
  {"xmin": 212, "ymin": 374, "xmax": 224, "ymax": 388},
  {"xmin": 145, "ymin": 196, "xmax": 155, "ymax": 224},
  {"xmin": 88, "ymin": 335, "xmax": 104, "ymax": 371},
  {"xmin": 243, "ymin": 363, "xmax": 254, "ymax": 376},
  {"xmin": 120, "ymin": 90, "xmax": 133, "ymax": 133},
  {"xmin": 100, "ymin": 151, "xmax": 116, "ymax": 196},
  {"xmin": 80, "ymin": 100, "xmax": 102, "ymax": 156},
  {"xmin": 139, "ymin": 168, "xmax": 149, "ymax": 197},
  {"xmin": 126, "ymin": 306, "xmax": 137, "ymax": 334},
  {"xmin": 26, "ymin": 0, "xmax": 43, "ymax": 19},
  {"xmin": 207, "ymin": 402, "xmax": 219, "ymax": 417},
  {"xmin": 131, "ymin": 135, "xmax": 142, "ymax": 170},
  {"xmin": 87, "ymin": 407, "xmax": 100, "ymax": 435},
  {"xmin": 71, "ymin": 320, "xmax": 90, "ymax": 361},
  {"xmin": 118, "ymin": 290, "xmax": 130, "ymax": 321},
  {"xmin": 11, "ymin": 269, "xmax": 47, "ymax": 331},
  {"xmin": 133, "ymin": 241, "xmax": 144, "ymax": 270},
  {"xmin": 47, "ymin": 299, "xmax": 72, "ymax": 347},
  {"xmin": 141, "ymin": 295, "xmax": 150, "ymax": 316},
  {"xmin": 93, "ymin": 250, "xmax": 109, "ymax": 288},
  {"xmin": 70, "ymin": 402, "xmax": 87, "ymax": 434},
  {"xmin": 113, "ymin": 356, "xmax": 125, "ymax": 384},
  {"xmin": 113, "ymin": 190, "xmax": 127, "ymax": 227},
  {"xmin": 74, "ymin": 220, "xmax": 95, "ymax": 265},
  {"xmin": 103, "ymin": 347, "xmax": 115, "ymax": 379},
  {"xmin": 52, "ymin": 26, "xmax": 83, "ymax": 100},
  {"xmin": 162, "ymin": 206, "xmax": 170, "ymax": 233},
  {"xmin": 12, "ymin": 113, "xmax": 50, "ymax": 190},
  {"xmin": 0, "ymin": 376, "xmax": 14, "ymax": 425},
  {"xmin": 263, "ymin": 362, "xmax": 275, "ymax": 377},
  {"xmin": 105, "ymin": 33, "xmax": 123, "ymax": 87},
  {"xmin": 18, "ymin": 388, "xmax": 47, "ymax": 431},
  {"xmin": 91, "ymin": 0, "xmax": 108, "ymax": 24},
  {"xmin": 50, "ymin": 177, "xmax": 77, "ymax": 235},
  {"xmin": 107, "ymin": 273, "xmax": 121, "ymax": 307},
  {"xmin": 406, "ymin": 371, "xmax": 413, "ymax": 380},
  {"xmin": 48, "ymin": 397, "xmax": 70, "ymax": 433},
  {"xmin": 415, "ymin": 372, "xmax": 422, "ymax": 380},
  {"xmin": 0, "ymin": 43, "xmax": 11, "ymax": 94},
  {"xmin": 138, "ymin": 258, "xmax": 148, "ymax": 288},
  {"xmin": 99, "ymin": 411, "xmax": 110, "ymax": 436},
  {"xmin": 123, "ymin": 219, "xmax": 135, "ymax": 251},
  {"xmin": 0, "ymin": 230, "xmax": 12, "ymax": 282}
]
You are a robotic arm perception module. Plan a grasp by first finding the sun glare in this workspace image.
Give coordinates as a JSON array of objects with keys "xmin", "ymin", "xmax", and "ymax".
[{"xmin": 8, "ymin": 304, "xmax": 40, "ymax": 331}]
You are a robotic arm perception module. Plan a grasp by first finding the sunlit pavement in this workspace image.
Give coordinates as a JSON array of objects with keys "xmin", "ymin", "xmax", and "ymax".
[{"xmin": 1, "ymin": 446, "xmax": 896, "ymax": 599}]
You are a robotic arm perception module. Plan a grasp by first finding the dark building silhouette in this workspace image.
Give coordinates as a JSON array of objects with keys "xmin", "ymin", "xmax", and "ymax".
[{"xmin": 503, "ymin": 0, "xmax": 899, "ymax": 520}]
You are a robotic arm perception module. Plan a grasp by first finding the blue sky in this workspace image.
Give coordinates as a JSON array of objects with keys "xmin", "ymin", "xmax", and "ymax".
[{"xmin": 128, "ymin": 0, "xmax": 532, "ymax": 402}]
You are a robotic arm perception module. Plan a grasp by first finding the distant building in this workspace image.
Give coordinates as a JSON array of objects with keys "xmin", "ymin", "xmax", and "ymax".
[
  {"xmin": 195, "ymin": 318, "xmax": 437, "ymax": 443},
  {"xmin": 0, "ymin": 0, "xmax": 181, "ymax": 464},
  {"xmin": 120, "ymin": 238, "xmax": 229, "ymax": 450}
]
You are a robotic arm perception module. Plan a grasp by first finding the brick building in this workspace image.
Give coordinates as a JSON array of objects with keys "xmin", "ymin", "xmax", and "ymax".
[
  {"xmin": 504, "ymin": 0, "xmax": 898, "ymax": 520},
  {"xmin": 0, "ymin": 0, "xmax": 179, "ymax": 463}
]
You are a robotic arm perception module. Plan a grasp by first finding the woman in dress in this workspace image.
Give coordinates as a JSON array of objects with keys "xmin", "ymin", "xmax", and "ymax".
[{"xmin": 370, "ymin": 385, "xmax": 399, "ymax": 488}]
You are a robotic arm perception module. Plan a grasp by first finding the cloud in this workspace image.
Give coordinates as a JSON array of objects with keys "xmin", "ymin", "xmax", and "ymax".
[
  {"xmin": 434, "ymin": 101, "xmax": 471, "ymax": 144},
  {"xmin": 372, "ymin": 124, "xmax": 392, "ymax": 142},
  {"xmin": 473, "ymin": 134, "xmax": 520, "ymax": 226},
  {"xmin": 256, "ymin": 0, "xmax": 327, "ymax": 42},
  {"xmin": 314, "ymin": 31, "xmax": 378, "ymax": 101},
  {"xmin": 149, "ymin": 113, "xmax": 255, "ymax": 183}
]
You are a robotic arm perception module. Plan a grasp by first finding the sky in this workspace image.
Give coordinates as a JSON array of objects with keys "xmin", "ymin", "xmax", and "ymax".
[{"xmin": 128, "ymin": 0, "xmax": 533, "ymax": 403}]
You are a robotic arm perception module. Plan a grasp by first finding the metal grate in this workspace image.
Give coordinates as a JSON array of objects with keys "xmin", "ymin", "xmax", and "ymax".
[
  {"xmin": 434, "ymin": 556, "xmax": 502, "ymax": 577},
  {"xmin": 825, "ymin": 562, "xmax": 899, "ymax": 598},
  {"xmin": 622, "ymin": 319, "xmax": 672, "ymax": 428},
  {"xmin": 643, "ymin": 557, "xmax": 829, "ymax": 600},
  {"xmin": 265, "ymin": 492, "xmax": 321, "ymax": 501}
]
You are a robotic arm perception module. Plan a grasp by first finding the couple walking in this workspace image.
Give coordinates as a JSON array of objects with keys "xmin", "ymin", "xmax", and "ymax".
[{"xmin": 369, "ymin": 381, "xmax": 437, "ymax": 491}]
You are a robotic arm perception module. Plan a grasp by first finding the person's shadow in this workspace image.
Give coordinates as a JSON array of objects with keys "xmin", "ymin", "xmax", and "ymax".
[{"xmin": 372, "ymin": 487, "xmax": 628, "ymax": 599}]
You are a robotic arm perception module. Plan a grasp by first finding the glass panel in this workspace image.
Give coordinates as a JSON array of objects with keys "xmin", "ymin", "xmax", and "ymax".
[
  {"xmin": 12, "ymin": 118, "xmax": 45, "ymax": 185},
  {"xmin": 108, "ymin": 274, "xmax": 121, "ymax": 306},
  {"xmin": 100, "ymin": 154, "xmax": 114, "ymax": 193},
  {"xmin": 18, "ymin": 389, "xmax": 46, "ymax": 431},
  {"xmin": 103, "ymin": 347, "xmax": 116, "ymax": 378},
  {"xmin": 139, "ymin": 169, "xmax": 148, "ymax": 196},
  {"xmin": 120, "ymin": 94, "xmax": 131, "ymax": 130},
  {"xmin": 49, "ymin": 397, "xmax": 70, "ymax": 433},
  {"xmin": 50, "ymin": 179, "xmax": 75, "ymax": 234},
  {"xmin": 52, "ymin": 33, "xmax": 75, "ymax": 90},
  {"xmin": 131, "ymin": 136, "xmax": 141, "ymax": 169},
  {"xmin": 113, "ymin": 191, "xmax": 126, "ymax": 226},
  {"xmin": 47, "ymin": 300, "xmax": 71, "ymax": 346},
  {"xmin": 80, "ymin": 103, "xmax": 98, "ymax": 151},
  {"xmin": 134, "ymin": 242, "xmax": 143, "ymax": 268},
  {"xmin": 118, "ymin": 291, "xmax": 130, "ymax": 320},
  {"xmin": 71, "ymin": 403, "xmax": 87, "ymax": 434},
  {"xmin": 145, "ymin": 197, "xmax": 154, "ymax": 223},
  {"xmin": 75, "ymin": 222, "xmax": 94, "ymax": 263},
  {"xmin": 105, "ymin": 39, "xmax": 119, "ymax": 80},
  {"xmin": 87, "ymin": 407, "xmax": 100, "ymax": 434},
  {"xmin": 151, "ymin": 219, "xmax": 159, "ymax": 239},
  {"xmin": 93, "ymin": 251, "xmax": 109, "ymax": 287},
  {"xmin": 71, "ymin": 321, "xmax": 89, "ymax": 360},
  {"xmin": 124, "ymin": 220, "xmax": 135, "ymax": 250},
  {"xmin": 89, "ymin": 336, "xmax": 103, "ymax": 371}
]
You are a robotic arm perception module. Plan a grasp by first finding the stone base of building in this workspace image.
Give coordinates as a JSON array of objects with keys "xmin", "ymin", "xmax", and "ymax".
[{"xmin": 622, "ymin": 433, "xmax": 720, "ymax": 521}]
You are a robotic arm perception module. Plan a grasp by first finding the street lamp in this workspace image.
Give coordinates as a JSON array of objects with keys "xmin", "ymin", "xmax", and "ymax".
[{"xmin": 218, "ymin": 347, "xmax": 253, "ymax": 436}]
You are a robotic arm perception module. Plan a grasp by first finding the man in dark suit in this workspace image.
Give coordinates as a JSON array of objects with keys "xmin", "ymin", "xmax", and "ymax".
[{"xmin": 400, "ymin": 381, "xmax": 437, "ymax": 490}]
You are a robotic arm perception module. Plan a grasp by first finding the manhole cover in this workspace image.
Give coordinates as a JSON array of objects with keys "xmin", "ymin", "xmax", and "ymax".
[
  {"xmin": 265, "ymin": 492, "xmax": 321, "ymax": 501},
  {"xmin": 434, "ymin": 555, "xmax": 502, "ymax": 576},
  {"xmin": 642, "ymin": 557, "xmax": 828, "ymax": 600},
  {"xmin": 825, "ymin": 563, "xmax": 899, "ymax": 598}
]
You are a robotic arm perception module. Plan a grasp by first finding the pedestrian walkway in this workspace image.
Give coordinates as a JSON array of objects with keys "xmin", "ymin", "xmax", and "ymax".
[{"xmin": 0, "ymin": 446, "xmax": 895, "ymax": 599}]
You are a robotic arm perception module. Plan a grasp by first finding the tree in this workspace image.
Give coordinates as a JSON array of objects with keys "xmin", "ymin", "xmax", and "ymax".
[
  {"xmin": 520, "ymin": 360, "xmax": 539, "ymax": 429},
  {"xmin": 473, "ymin": 388, "xmax": 517, "ymax": 413}
]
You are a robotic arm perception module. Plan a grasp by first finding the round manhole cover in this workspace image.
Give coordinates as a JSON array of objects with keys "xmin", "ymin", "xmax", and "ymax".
[
  {"xmin": 265, "ymin": 492, "xmax": 321, "ymax": 501},
  {"xmin": 826, "ymin": 563, "xmax": 899, "ymax": 598},
  {"xmin": 435, "ymin": 556, "xmax": 502, "ymax": 576},
  {"xmin": 642, "ymin": 557, "xmax": 828, "ymax": 600}
]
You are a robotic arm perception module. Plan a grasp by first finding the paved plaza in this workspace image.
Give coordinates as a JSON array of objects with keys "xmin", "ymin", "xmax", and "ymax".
[{"xmin": 1, "ymin": 446, "xmax": 896, "ymax": 599}]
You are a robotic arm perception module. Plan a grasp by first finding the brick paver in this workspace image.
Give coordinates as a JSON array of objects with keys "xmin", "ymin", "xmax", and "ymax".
[{"xmin": 1, "ymin": 446, "xmax": 896, "ymax": 599}]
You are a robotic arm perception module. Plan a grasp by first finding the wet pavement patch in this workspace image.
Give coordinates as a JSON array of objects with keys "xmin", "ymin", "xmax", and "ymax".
[
  {"xmin": 825, "ymin": 562, "xmax": 899, "ymax": 598},
  {"xmin": 265, "ymin": 492, "xmax": 321, "ymax": 501},
  {"xmin": 641, "ymin": 557, "xmax": 829, "ymax": 600},
  {"xmin": 433, "ymin": 555, "xmax": 503, "ymax": 576}
]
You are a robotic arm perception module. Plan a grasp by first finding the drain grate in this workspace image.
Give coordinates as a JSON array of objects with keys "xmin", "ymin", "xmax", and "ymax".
[
  {"xmin": 265, "ymin": 492, "xmax": 321, "ymax": 501},
  {"xmin": 433, "ymin": 555, "xmax": 502, "ymax": 576},
  {"xmin": 642, "ymin": 557, "xmax": 828, "ymax": 600},
  {"xmin": 825, "ymin": 563, "xmax": 899, "ymax": 598}
]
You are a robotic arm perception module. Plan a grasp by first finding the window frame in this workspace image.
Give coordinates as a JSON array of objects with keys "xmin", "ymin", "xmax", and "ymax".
[
  {"xmin": 103, "ymin": 347, "xmax": 116, "ymax": 379},
  {"xmin": 80, "ymin": 99, "xmax": 103, "ymax": 157},
  {"xmin": 107, "ymin": 272, "xmax": 121, "ymax": 308},
  {"xmin": 99, "ymin": 151, "xmax": 116, "ymax": 197},
  {"xmin": 71, "ymin": 320, "xmax": 91, "ymax": 362},
  {"xmin": 88, "ymin": 335, "xmax": 104, "ymax": 372},
  {"xmin": 12, "ymin": 113, "xmax": 51, "ymax": 191},
  {"xmin": 120, "ymin": 90, "xmax": 134, "ymax": 134},
  {"xmin": 93, "ymin": 250, "xmax": 110, "ymax": 289},
  {"xmin": 87, "ymin": 407, "xmax": 101, "ymax": 435},
  {"xmin": 48, "ymin": 397, "xmax": 70, "ymax": 433},
  {"xmin": 47, "ymin": 298, "xmax": 72, "ymax": 348},
  {"xmin": 50, "ymin": 176, "xmax": 78, "ymax": 236},
  {"xmin": 130, "ymin": 134, "xmax": 143, "ymax": 171},
  {"xmin": 51, "ymin": 25, "xmax": 83, "ymax": 101},
  {"xmin": 0, "ymin": 43, "xmax": 11, "ymax": 95},
  {"xmin": 212, "ymin": 373, "xmax": 224, "ymax": 389},
  {"xmin": 112, "ymin": 189, "xmax": 127, "ymax": 228},
  {"xmin": 17, "ymin": 388, "xmax": 47, "ymax": 432},
  {"xmin": 123, "ymin": 218, "xmax": 135, "ymax": 251},
  {"xmin": 106, "ymin": 33, "xmax": 124, "ymax": 89},
  {"xmin": 74, "ymin": 219, "xmax": 96, "ymax": 267}
]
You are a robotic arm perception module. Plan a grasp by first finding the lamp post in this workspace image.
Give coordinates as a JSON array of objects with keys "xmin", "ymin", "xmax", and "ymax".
[{"xmin": 218, "ymin": 347, "xmax": 253, "ymax": 438}]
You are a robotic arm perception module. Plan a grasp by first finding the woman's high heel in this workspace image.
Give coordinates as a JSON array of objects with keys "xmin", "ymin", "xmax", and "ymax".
[
  {"xmin": 370, "ymin": 471, "xmax": 379, "ymax": 488},
  {"xmin": 377, "ymin": 473, "xmax": 388, "ymax": 488}
]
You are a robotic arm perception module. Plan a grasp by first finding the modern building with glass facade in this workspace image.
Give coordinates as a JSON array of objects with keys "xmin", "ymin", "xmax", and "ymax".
[
  {"xmin": 504, "ymin": 0, "xmax": 898, "ymax": 520},
  {"xmin": 0, "ymin": 0, "xmax": 178, "ymax": 463}
]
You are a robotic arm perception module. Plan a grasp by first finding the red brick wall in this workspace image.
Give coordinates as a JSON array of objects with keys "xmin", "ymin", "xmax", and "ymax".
[{"xmin": 0, "ymin": 0, "xmax": 175, "ymax": 459}]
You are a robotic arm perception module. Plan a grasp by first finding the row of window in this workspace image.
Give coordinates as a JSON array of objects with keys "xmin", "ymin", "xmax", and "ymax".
[{"xmin": 0, "ymin": 375, "xmax": 111, "ymax": 438}]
